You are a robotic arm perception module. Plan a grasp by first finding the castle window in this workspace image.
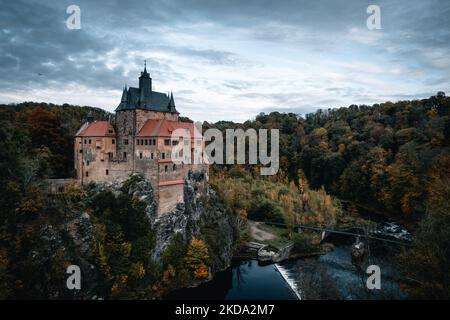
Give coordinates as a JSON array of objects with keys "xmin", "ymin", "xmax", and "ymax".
[
  {"xmin": 89, "ymin": 139, "xmax": 91, "ymax": 144},
  {"xmin": 153, "ymin": 139, "xmax": 156, "ymax": 145},
  {"xmin": 151, "ymin": 153, "xmax": 154, "ymax": 159},
  {"xmin": 84, "ymin": 139, "xmax": 87, "ymax": 144},
  {"xmin": 145, "ymin": 139, "xmax": 148, "ymax": 145},
  {"xmin": 165, "ymin": 165, "xmax": 168, "ymax": 172},
  {"xmin": 108, "ymin": 152, "xmax": 113, "ymax": 159},
  {"xmin": 106, "ymin": 169, "xmax": 109, "ymax": 175},
  {"xmin": 79, "ymin": 150, "xmax": 83, "ymax": 154},
  {"xmin": 172, "ymin": 140, "xmax": 178, "ymax": 146},
  {"xmin": 139, "ymin": 152, "xmax": 143, "ymax": 159},
  {"xmin": 112, "ymin": 139, "xmax": 115, "ymax": 144},
  {"xmin": 164, "ymin": 139, "xmax": 170, "ymax": 146},
  {"xmin": 79, "ymin": 141, "xmax": 82, "ymax": 144},
  {"xmin": 108, "ymin": 130, "xmax": 113, "ymax": 134},
  {"xmin": 173, "ymin": 164, "xmax": 176, "ymax": 171},
  {"xmin": 123, "ymin": 152, "xmax": 127, "ymax": 159},
  {"xmin": 124, "ymin": 139, "xmax": 129, "ymax": 145},
  {"xmin": 85, "ymin": 171, "xmax": 89, "ymax": 177},
  {"xmin": 162, "ymin": 152, "xmax": 165, "ymax": 159},
  {"xmin": 86, "ymin": 160, "xmax": 89, "ymax": 166},
  {"xmin": 140, "ymin": 139, "xmax": 143, "ymax": 145},
  {"xmin": 136, "ymin": 139, "xmax": 140, "ymax": 145}
]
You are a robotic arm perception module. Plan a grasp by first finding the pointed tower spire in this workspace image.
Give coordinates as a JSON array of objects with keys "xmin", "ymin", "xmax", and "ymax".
[
  {"xmin": 86, "ymin": 111, "xmax": 94, "ymax": 123},
  {"xmin": 139, "ymin": 60, "xmax": 152, "ymax": 97},
  {"xmin": 168, "ymin": 91, "xmax": 176, "ymax": 110},
  {"xmin": 121, "ymin": 84, "xmax": 127, "ymax": 102}
]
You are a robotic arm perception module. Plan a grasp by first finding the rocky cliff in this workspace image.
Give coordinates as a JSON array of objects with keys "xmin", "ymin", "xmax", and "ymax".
[
  {"xmin": 9, "ymin": 171, "xmax": 237, "ymax": 299},
  {"xmin": 152, "ymin": 171, "xmax": 238, "ymax": 275}
]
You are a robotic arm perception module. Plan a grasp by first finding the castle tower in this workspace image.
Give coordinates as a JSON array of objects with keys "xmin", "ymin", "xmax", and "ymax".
[{"xmin": 139, "ymin": 61, "xmax": 152, "ymax": 106}]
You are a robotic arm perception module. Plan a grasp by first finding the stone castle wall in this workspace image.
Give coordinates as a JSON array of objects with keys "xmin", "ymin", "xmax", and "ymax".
[
  {"xmin": 115, "ymin": 110, "xmax": 135, "ymax": 162},
  {"xmin": 158, "ymin": 184, "xmax": 184, "ymax": 215}
]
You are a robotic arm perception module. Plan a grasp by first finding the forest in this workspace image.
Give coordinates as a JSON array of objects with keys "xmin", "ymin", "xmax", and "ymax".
[{"xmin": 0, "ymin": 92, "xmax": 449, "ymax": 298}]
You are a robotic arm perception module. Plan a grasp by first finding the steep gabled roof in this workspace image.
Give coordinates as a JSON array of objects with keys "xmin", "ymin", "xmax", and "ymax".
[
  {"xmin": 116, "ymin": 88, "xmax": 179, "ymax": 113},
  {"xmin": 75, "ymin": 121, "xmax": 115, "ymax": 137},
  {"xmin": 137, "ymin": 119, "xmax": 201, "ymax": 138},
  {"xmin": 116, "ymin": 67, "xmax": 179, "ymax": 113}
]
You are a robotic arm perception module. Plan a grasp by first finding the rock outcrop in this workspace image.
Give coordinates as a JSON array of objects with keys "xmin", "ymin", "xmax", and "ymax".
[
  {"xmin": 151, "ymin": 170, "xmax": 238, "ymax": 275},
  {"xmin": 15, "ymin": 170, "xmax": 237, "ymax": 299}
]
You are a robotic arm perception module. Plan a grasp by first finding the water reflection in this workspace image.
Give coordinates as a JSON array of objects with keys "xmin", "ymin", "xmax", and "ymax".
[{"xmin": 165, "ymin": 259, "xmax": 297, "ymax": 300}]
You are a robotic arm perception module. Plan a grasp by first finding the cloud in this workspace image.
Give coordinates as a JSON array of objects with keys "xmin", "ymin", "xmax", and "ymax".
[{"xmin": 0, "ymin": 0, "xmax": 449, "ymax": 122}]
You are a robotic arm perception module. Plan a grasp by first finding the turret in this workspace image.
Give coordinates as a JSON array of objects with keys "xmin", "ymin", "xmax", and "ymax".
[
  {"xmin": 168, "ymin": 91, "xmax": 176, "ymax": 111},
  {"xmin": 139, "ymin": 60, "xmax": 152, "ymax": 100},
  {"xmin": 120, "ymin": 84, "xmax": 128, "ymax": 103}
]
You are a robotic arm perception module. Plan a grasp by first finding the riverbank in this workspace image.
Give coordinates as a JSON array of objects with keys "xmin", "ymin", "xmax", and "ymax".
[{"xmin": 245, "ymin": 220, "xmax": 330, "ymax": 263}]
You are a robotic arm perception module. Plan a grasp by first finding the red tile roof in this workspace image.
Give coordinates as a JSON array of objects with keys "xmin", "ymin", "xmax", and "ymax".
[
  {"xmin": 75, "ymin": 121, "xmax": 115, "ymax": 137},
  {"xmin": 158, "ymin": 159, "xmax": 175, "ymax": 163},
  {"xmin": 158, "ymin": 179, "xmax": 185, "ymax": 186},
  {"xmin": 137, "ymin": 119, "xmax": 201, "ymax": 138}
]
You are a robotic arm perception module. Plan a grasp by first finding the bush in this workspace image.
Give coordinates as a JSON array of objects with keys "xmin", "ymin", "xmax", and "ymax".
[{"xmin": 248, "ymin": 198, "xmax": 284, "ymax": 223}]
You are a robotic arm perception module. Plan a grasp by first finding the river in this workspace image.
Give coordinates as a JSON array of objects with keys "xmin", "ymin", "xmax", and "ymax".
[{"xmin": 166, "ymin": 222, "xmax": 410, "ymax": 300}]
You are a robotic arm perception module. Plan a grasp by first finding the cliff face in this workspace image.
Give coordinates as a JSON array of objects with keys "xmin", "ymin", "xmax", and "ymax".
[
  {"xmin": 13, "ymin": 171, "xmax": 237, "ymax": 299},
  {"xmin": 152, "ymin": 171, "xmax": 238, "ymax": 275}
]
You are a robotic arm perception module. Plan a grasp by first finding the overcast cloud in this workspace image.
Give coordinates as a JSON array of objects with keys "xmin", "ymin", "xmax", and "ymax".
[{"xmin": 0, "ymin": 0, "xmax": 449, "ymax": 122}]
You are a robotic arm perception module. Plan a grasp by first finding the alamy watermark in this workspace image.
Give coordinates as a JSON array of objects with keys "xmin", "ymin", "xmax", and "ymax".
[
  {"xmin": 66, "ymin": 5, "xmax": 81, "ymax": 30},
  {"xmin": 367, "ymin": 5, "xmax": 381, "ymax": 30},
  {"xmin": 170, "ymin": 126, "xmax": 280, "ymax": 176},
  {"xmin": 66, "ymin": 264, "xmax": 81, "ymax": 290},
  {"xmin": 366, "ymin": 265, "xmax": 381, "ymax": 290}
]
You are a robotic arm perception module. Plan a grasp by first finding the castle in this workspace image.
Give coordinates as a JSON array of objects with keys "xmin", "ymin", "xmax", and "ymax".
[{"xmin": 74, "ymin": 64, "xmax": 207, "ymax": 215}]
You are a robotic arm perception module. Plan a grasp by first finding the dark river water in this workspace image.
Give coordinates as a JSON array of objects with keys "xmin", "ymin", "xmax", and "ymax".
[{"xmin": 166, "ymin": 222, "xmax": 410, "ymax": 300}]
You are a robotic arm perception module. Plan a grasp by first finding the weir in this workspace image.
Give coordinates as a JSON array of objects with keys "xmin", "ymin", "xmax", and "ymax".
[{"xmin": 274, "ymin": 264, "xmax": 302, "ymax": 300}]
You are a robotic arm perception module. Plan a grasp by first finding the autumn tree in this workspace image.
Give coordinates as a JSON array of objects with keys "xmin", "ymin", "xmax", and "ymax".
[{"xmin": 184, "ymin": 239, "xmax": 209, "ymax": 280}]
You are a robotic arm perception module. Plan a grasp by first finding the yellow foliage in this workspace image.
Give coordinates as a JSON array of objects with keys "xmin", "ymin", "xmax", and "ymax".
[
  {"xmin": 131, "ymin": 262, "xmax": 146, "ymax": 280},
  {"xmin": 184, "ymin": 238, "xmax": 209, "ymax": 279},
  {"xmin": 194, "ymin": 263, "xmax": 209, "ymax": 280}
]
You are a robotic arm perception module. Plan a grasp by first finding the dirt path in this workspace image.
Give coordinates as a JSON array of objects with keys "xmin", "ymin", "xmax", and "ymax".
[{"xmin": 248, "ymin": 220, "xmax": 276, "ymax": 242}]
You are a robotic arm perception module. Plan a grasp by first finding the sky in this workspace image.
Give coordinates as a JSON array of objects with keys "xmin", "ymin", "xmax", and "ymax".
[{"xmin": 0, "ymin": 0, "xmax": 449, "ymax": 122}]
